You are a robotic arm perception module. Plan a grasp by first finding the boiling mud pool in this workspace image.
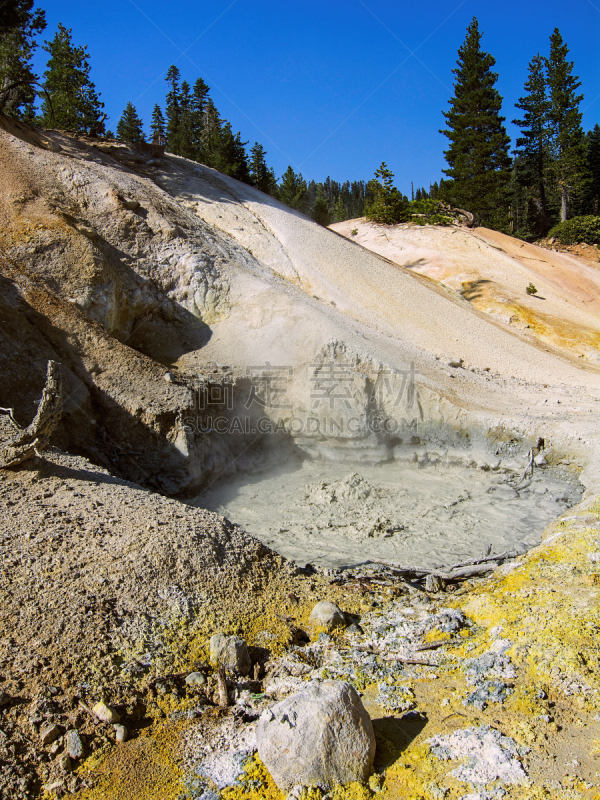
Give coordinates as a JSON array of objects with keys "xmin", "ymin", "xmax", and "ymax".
[{"xmin": 196, "ymin": 458, "xmax": 583, "ymax": 569}]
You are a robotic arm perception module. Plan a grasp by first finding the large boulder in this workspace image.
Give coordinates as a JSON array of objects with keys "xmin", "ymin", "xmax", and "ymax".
[
  {"xmin": 209, "ymin": 633, "xmax": 251, "ymax": 675},
  {"xmin": 256, "ymin": 680, "xmax": 375, "ymax": 790}
]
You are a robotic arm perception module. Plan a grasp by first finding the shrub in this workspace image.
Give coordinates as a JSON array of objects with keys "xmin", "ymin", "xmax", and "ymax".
[
  {"xmin": 351, "ymin": 228, "xmax": 358, "ymax": 236},
  {"xmin": 526, "ymin": 283, "xmax": 538, "ymax": 295},
  {"xmin": 548, "ymin": 215, "xmax": 600, "ymax": 245}
]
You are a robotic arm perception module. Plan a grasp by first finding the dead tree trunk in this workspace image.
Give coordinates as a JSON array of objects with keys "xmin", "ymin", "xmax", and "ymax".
[{"xmin": 0, "ymin": 360, "xmax": 63, "ymax": 468}]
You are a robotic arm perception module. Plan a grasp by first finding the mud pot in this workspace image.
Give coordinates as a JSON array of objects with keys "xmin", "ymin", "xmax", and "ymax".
[{"xmin": 196, "ymin": 456, "xmax": 583, "ymax": 569}]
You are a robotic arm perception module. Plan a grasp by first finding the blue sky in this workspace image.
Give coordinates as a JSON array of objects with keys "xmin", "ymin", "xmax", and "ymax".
[{"xmin": 33, "ymin": 1, "xmax": 600, "ymax": 195}]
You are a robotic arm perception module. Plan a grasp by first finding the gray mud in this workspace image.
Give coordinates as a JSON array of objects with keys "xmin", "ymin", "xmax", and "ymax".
[{"xmin": 196, "ymin": 458, "xmax": 583, "ymax": 569}]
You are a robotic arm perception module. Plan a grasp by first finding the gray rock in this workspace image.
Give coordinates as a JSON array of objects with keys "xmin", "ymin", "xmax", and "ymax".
[
  {"xmin": 92, "ymin": 701, "xmax": 120, "ymax": 723},
  {"xmin": 40, "ymin": 723, "xmax": 61, "ymax": 745},
  {"xmin": 65, "ymin": 729, "xmax": 83, "ymax": 759},
  {"xmin": 185, "ymin": 671, "xmax": 206, "ymax": 687},
  {"xmin": 59, "ymin": 754, "xmax": 72, "ymax": 773},
  {"xmin": 308, "ymin": 601, "xmax": 346, "ymax": 632},
  {"xmin": 76, "ymin": 224, "xmax": 98, "ymax": 240},
  {"xmin": 209, "ymin": 634, "xmax": 251, "ymax": 675},
  {"xmin": 118, "ymin": 196, "xmax": 140, "ymax": 210},
  {"xmin": 114, "ymin": 724, "xmax": 128, "ymax": 742},
  {"xmin": 448, "ymin": 357, "xmax": 464, "ymax": 368},
  {"xmin": 425, "ymin": 574, "xmax": 445, "ymax": 593},
  {"xmin": 257, "ymin": 680, "xmax": 375, "ymax": 790},
  {"xmin": 0, "ymin": 690, "xmax": 10, "ymax": 707}
]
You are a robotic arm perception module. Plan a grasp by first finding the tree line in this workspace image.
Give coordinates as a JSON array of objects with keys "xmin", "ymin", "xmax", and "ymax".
[
  {"xmin": 435, "ymin": 18, "xmax": 598, "ymax": 235},
  {"xmin": 0, "ymin": 4, "xmax": 598, "ymax": 236}
]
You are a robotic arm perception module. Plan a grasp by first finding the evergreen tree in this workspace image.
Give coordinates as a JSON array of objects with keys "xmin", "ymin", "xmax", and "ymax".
[
  {"xmin": 267, "ymin": 167, "xmax": 279, "ymax": 199},
  {"xmin": 177, "ymin": 79, "xmax": 196, "ymax": 158},
  {"xmin": 198, "ymin": 97, "xmax": 221, "ymax": 165},
  {"xmin": 165, "ymin": 64, "xmax": 181, "ymax": 152},
  {"xmin": 440, "ymin": 17, "xmax": 511, "ymax": 229},
  {"xmin": 0, "ymin": 0, "xmax": 38, "ymax": 35},
  {"xmin": 213, "ymin": 122, "xmax": 250, "ymax": 182},
  {"xmin": 513, "ymin": 54, "xmax": 552, "ymax": 234},
  {"xmin": 116, "ymin": 101, "xmax": 144, "ymax": 143},
  {"xmin": 312, "ymin": 186, "xmax": 330, "ymax": 226},
  {"xmin": 333, "ymin": 195, "xmax": 346, "ymax": 222},
  {"xmin": 150, "ymin": 103, "xmax": 165, "ymax": 145},
  {"xmin": 39, "ymin": 23, "xmax": 104, "ymax": 133},
  {"xmin": 278, "ymin": 166, "xmax": 308, "ymax": 212},
  {"xmin": 0, "ymin": 1, "xmax": 45, "ymax": 119},
  {"xmin": 546, "ymin": 28, "xmax": 586, "ymax": 222},
  {"xmin": 365, "ymin": 162, "xmax": 408, "ymax": 225},
  {"xmin": 190, "ymin": 77, "xmax": 210, "ymax": 158},
  {"xmin": 585, "ymin": 124, "xmax": 600, "ymax": 215},
  {"xmin": 249, "ymin": 142, "xmax": 270, "ymax": 193}
]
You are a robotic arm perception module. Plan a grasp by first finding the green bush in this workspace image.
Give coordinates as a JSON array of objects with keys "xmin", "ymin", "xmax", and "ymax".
[
  {"xmin": 526, "ymin": 283, "xmax": 538, "ymax": 295},
  {"xmin": 548, "ymin": 215, "xmax": 600, "ymax": 245}
]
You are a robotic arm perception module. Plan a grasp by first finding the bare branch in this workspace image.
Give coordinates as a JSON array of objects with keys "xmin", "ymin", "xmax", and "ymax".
[{"xmin": 0, "ymin": 360, "xmax": 63, "ymax": 468}]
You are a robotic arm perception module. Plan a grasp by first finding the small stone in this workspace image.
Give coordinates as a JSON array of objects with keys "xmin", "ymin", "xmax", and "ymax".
[
  {"xmin": 425, "ymin": 574, "xmax": 445, "ymax": 593},
  {"xmin": 308, "ymin": 601, "xmax": 346, "ymax": 632},
  {"xmin": 118, "ymin": 195, "xmax": 140, "ymax": 210},
  {"xmin": 185, "ymin": 671, "xmax": 206, "ymax": 687},
  {"xmin": 77, "ymin": 224, "xmax": 98, "ymax": 240},
  {"xmin": 114, "ymin": 724, "xmax": 128, "ymax": 742},
  {"xmin": 40, "ymin": 723, "xmax": 61, "ymax": 745},
  {"xmin": 92, "ymin": 701, "xmax": 120, "ymax": 723},
  {"xmin": 345, "ymin": 623, "xmax": 363, "ymax": 636},
  {"xmin": 448, "ymin": 357, "xmax": 464, "ymax": 368},
  {"xmin": 209, "ymin": 634, "xmax": 251, "ymax": 675},
  {"xmin": 534, "ymin": 452, "xmax": 547, "ymax": 466},
  {"xmin": 0, "ymin": 690, "xmax": 10, "ymax": 707},
  {"xmin": 164, "ymin": 372, "xmax": 176, "ymax": 383},
  {"xmin": 65, "ymin": 730, "xmax": 83, "ymax": 759},
  {"xmin": 59, "ymin": 754, "xmax": 72, "ymax": 772}
]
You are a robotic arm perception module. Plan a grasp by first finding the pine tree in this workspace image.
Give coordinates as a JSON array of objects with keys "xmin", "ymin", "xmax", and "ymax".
[
  {"xmin": 150, "ymin": 103, "xmax": 165, "ymax": 145},
  {"xmin": 365, "ymin": 162, "xmax": 408, "ymax": 225},
  {"xmin": 546, "ymin": 28, "xmax": 586, "ymax": 222},
  {"xmin": 1, "ymin": 0, "xmax": 38, "ymax": 36},
  {"xmin": 585, "ymin": 124, "xmax": 600, "ymax": 215},
  {"xmin": 209, "ymin": 121, "xmax": 249, "ymax": 182},
  {"xmin": 333, "ymin": 195, "xmax": 346, "ymax": 222},
  {"xmin": 312, "ymin": 186, "xmax": 330, "ymax": 226},
  {"xmin": 440, "ymin": 17, "xmax": 511, "ymax": 229},
  {"xmin": 0, "ymin": 1, "xmax": 45, "ymax": 119},
  {"xmin": 513, "ymin": 54, "xmax": 552, "ymax": 234},
  {"xmin": 198, "ymin": 97, "xmax": 221, "ymax": 166},
  {"xmin": 177, "ymin": 80, "xmax": 196, "ymax": 158},
  {"xmin": 116, "ymin": 101, "xmax": 144, "ymax": 143},
  {"xmin": 165, "ymin": 64, "xmax": 181, "ymax": 153},
  {"xmin": 190, "ymin": 77, "xmax": 210, "ymax": 158},
  {"xmin": 249, "ymin": 142, "xmax": 270, "ymax": 193},
  {"xmin": 39, "ymin": 23, "xmax": 104, "ymax": 133},
  {"xmin": 267, "ymin": 167, "xmax": 279, "ymax": 199},
  {"xmin": 278, "ymin": 166, "xmax": 308, "ymax": 212}
]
